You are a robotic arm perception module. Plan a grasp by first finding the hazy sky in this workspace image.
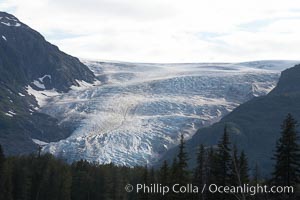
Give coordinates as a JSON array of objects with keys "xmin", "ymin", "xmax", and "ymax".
[{"xmin": 1, "ymin": 0, "xmax": 300, "ymax": 62}]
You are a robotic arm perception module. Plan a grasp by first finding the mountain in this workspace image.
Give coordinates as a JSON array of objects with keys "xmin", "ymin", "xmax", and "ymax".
[
  {"xmin": 0, "ymin": 12, "xmax": 95, "ymax": 92},
  {"xmin": 39, "ymin": 60, "xmax": 298, "ymax": 166},
  {"xmin": 0, "ymin": 12, "xmax": 96, "ymax": 155},
  {"xmin": 1, "ymin": 11, "xmax": 299, "ymax": 169},
  {"xmin": 159, "ymin": 64, "xmax": 300, "ymax": 175}
]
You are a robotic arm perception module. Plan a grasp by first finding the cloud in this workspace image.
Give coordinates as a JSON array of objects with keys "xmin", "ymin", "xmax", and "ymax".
[{"xmin": 1, "ymin": 0, "xmax": 300, "ymax": 62}]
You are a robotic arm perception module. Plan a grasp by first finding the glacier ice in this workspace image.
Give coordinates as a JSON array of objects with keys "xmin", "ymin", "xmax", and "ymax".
[{"xmin": 37, "ymin": 60, "xmax": 298, "ymax": 166}]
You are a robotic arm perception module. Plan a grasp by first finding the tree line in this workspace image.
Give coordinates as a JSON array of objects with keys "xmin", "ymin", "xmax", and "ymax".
[{"xmin": 0, "ymin": 114, "xmax": 299, "ymax": 200}]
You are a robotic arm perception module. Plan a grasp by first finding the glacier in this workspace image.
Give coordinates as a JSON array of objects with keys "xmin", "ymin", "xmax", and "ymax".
[{"xmin": 36, "ymin": 60, "xmax": 298, "ymax": 166}]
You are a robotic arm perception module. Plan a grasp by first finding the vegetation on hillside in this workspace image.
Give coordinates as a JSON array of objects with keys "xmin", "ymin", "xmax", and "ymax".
[{"xmin": 0, "ymin": 114, "xmax": 299, "ymax": 200}]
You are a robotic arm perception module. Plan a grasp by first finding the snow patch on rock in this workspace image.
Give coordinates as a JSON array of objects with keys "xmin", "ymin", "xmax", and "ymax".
[
  {"xmin": 5, "ymin": 110, "xmax": 16, "ymax": 117},
  {"xmin": 32, "ymin": 139, "xmax": 49, "ymax": 146},
  {"xmin": 26, "ymin": 85, "xmax": 60, "ymax": 107},
  {"xmin": 38, "ymin": 75, "xmax": 51, "ymax": 82},
  {"xmin": 71, "ymin": 79, "xmax": 101, "ymax": 90},
  {"xmin": 1, "ymin": 21, "xmax": 21, "ymax": 27},
  {"xmin": 0, "ymin": 15, "xmax": 21, "ymax": 27},
  {"xmin": 32, "ymin": 80, "xmax": 45, "ymax": 89}
]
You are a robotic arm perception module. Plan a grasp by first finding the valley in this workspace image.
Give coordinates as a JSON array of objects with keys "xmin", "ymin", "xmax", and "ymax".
[{"xmin": 33, "ymin": 60, "xmax": 297, "ymax": 166}]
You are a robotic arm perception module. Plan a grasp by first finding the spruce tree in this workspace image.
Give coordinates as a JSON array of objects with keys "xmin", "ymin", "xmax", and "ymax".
[
  {"xmin": 142, "ymin": 165, "xmax": 149, "ymax": 185},
  {"xmin": 170, "ymin": 157, "xmax": 178, "ymax": 185},
  {"xmin": 0, "ymin": 159, "xmax": 13, "ymax": 200},
  {"xmin": 252, "ymin": 162, "xmax": 261, "ymax": 185},
  {"xmin": 169, "ymin": 157, "xmax": 180, "ymax": 199},
  {"xmin": 193, "ymin": 144, "xmax": 205, "ymax": 187},
  {"xmin": 159, "ymin": 161, "xmax": 169, "ymax": 186},
  {"xmin": 272, "ymin": 114, "xmax": 300, "ymax": 186},
  {"xmin": 239, "ymin": 151, "xmax": 249, "ymax": 184},
  {"xmin": 11, "ymin": 161, "xmax": 31, "ymax": 200},
  {"xmin": 213, "ymin": 126, "xmax": 232, "ymax": 186},
  {"xmin": 0, "ymin": 144, "xmax": 6, "ymax": 200},
  {"xmin": 149, "ymin": 167, "xmax": 156, "ymax": 183},
  {"xmin": 139, "ymin": 165, "xmax": 149, "ymax": 200},
  {"xmin": 228, "ymin": 145, "xmax": 249, "ymax": 200},
  {"xmin": 193, "ymin": 144, "xmax": 206, "ymax": 200},
  {"xmin": 209, "ymin": 126, "xmax": 233, "ymax": 200},
  {"xmin": 159, "ymin": 161, "xmax": 170, "ymax": 200},
  {"xmin": 206, "ymin": 146, "xmax": 215, "ymax": 184},
  {"xmin": 0, "ymin": 144, "xmax": 4, "ymax": 185},
  {"xmin": 0, "ymin": 145, "xmax": 4, "ymax": 170},
  {"xmin": 230, "ymin": 144, "xmax": 240, "ymax": 186},
  {"xmin": 205, "ymin": 147, "xmax": 216, "ymax": 200},
  {"xmin": 176, "ymin": 134, "xmax": 190, "ymax": 184},
  {"xmin": 230, "ymin": 145, "xmax": 249, "ymax": 186}
]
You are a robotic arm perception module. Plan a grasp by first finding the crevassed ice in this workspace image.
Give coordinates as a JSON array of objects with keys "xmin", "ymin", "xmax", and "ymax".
[{"xmin": 40, "ymin": 60, "xmax": 297, "ymax": 166}]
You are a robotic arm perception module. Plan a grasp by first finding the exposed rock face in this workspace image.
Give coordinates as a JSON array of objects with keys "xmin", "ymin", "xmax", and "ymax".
[
  {"xmin": 0, "ymin": 11, "xmax": 95, "ymax": 92},
  {"xmin": 0, "ymin": 12, "xmax": 96, "ymax": 155}
]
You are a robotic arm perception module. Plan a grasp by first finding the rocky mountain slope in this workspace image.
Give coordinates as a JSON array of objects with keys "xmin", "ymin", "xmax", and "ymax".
[
  {"xmin": 160, "ymin": 64, "xmax": 300, "ymax": 175},
  {"xmin": 0, "ymin": 12, "xmax": 96, "ymax": 155}
]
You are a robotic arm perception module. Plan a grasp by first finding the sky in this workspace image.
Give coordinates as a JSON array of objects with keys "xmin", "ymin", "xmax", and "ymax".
[{"xmin": 1, "ymin": 0, "xmax": 300, "ymax": 63}]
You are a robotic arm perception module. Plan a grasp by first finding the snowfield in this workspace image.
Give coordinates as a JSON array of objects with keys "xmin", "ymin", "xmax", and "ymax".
[{"xmin": 36, "ymin": 60, "xmax": 298, "ymax": 166}]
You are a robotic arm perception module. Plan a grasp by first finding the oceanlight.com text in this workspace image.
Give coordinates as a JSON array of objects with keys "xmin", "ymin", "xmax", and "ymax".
[{"xmin": 125, "ymin": 183, "xmax": 294, "ymax": 196}]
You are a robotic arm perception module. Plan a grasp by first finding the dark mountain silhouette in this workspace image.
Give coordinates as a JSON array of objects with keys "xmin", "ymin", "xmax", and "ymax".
[{"xmin": 0, "ymin": 12, "xmax": 96, "ymax": 155}]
